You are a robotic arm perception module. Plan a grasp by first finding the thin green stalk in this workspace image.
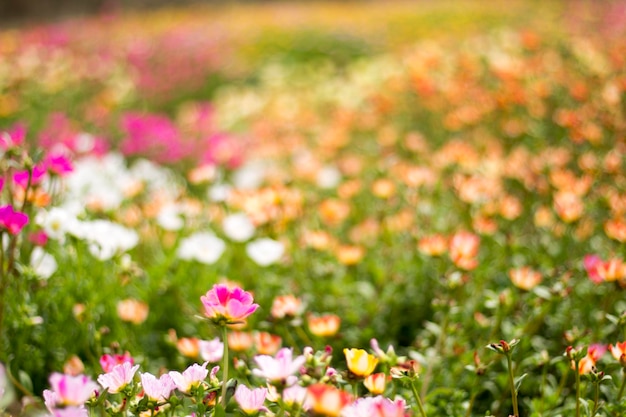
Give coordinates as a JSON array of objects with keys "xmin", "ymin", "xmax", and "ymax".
[
  {"xmin": 464, "ymin": 391, "xmax": 477, "ymax": 417},
  {"xmin": 575, "ymin": 362, "xmax": 581, "ymax": 417},
  {"xmin": 592, "ymin": 379, "xmax": 601, "ymax": 417},
  {"xmin": 221, "ymin": 325, "xmax": 229, "ymax": 408},
  {"xmin": 409, "ymin": 379, "xmax": 428, "ymax": 417},
  {"xmin": 617, "ymin": 369, "xmax": 626, "ymax": 402},
  {"xmin": 506, "ymin": 352, "xmax": 520, "ymax": 417}
]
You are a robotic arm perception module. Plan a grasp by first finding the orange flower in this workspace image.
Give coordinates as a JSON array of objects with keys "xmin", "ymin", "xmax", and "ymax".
[
  {"xmin": 596, "ymin": 258, "xmax": 626, "ymax": 283},
  {"xmin": 363, "ymin": 372, "xmax": 387, "ymax": 394},
  {"xmin": 254, "ymin": 332, "xmax": 282, "ymax": 355},
  {"xmin": 228, "ymin": 331, "xmax": 254, "ymax": 352},
  {"xmin": 344, "ymin": 348, "xmax": 378, "ymax": 377},
  {"xmin": 306, "ymin": 384, "xmax": 353, "ymax": 417},
  {"xmin": 605, "ymin": 218, "xmax": 626, "ymax": 242},
  {"xmin": 336, "ymin": 245, "xmax": 365, "ymax": 266},
  {"xmin": 319, "ymin": 199, "xmax": 350, "ymax": 226},
  {"xmin": 307, "ymin": 313, "xmax": 341, "ymax": 337},
  {"xmin": 371, "ymin": 179, "xmax": 396, "ymax": 199},
  {"xmin": 576, "ymin": 344, "xmax": 606, "ymax": 374},
  {"xmin": 117, "ymin": 299, "xmax": 149, "ymax": 325},
  {"xmin": 418, "ymin": 234, "xmax": 447, "ymax": 256},
  {"xmin": 270, "ymin": 294, "xmax": 304, "ymax": 319},
  {"xmin": 509, "ymin": 267, "xmax": 542, "ymax": 291},
  {"xmin": 176, "ymin": 337, "xmax": 201, "ymax": 358},
  {"xmin": 301, "ymin": 229, "xmax": 335, "ymax": 251},
  {"xmin": 449, "ymin": 231, "xmax": 480, "ymax": 270},
  {"xmin": 609, "ymin": 342, "xmax": 626, "ymax": 367},
  {"xmin": 553, "ymin": 191, "xmax": 584, "ymax": 223}
]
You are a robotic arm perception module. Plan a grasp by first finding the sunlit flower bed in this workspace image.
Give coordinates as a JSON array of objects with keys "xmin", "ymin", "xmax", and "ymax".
[{"xmin": 0, "ymin": 1, "xmax": 626, "ymax": 416}]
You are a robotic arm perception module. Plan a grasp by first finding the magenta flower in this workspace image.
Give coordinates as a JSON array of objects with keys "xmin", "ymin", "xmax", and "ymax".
[
  {"xmin": 168, "ymin": 362, "xmax": 209, "ymax": 393},
  {"xmin": 252, "ymin": 347, "xmax": 306, "ymax": 385},
  {"xmin": 201, "ymin": 284, "xmax": 259, "ymax": 325},
  {"xmin": 0, "ymin": 205, "xmax": 29, "ymax": 235},
  {"xmin": 234, "ymin": 384, "xmax": 267, "ymax": 415},
  {"xmin": 100, "ymin": 352, "xmax": 134, "ymax": 373},
  {"xmin": 45, "ymin": 373, "xmax": 98, "ymax": 407},
  {"xmin": 140, "ymin": 372, "xmax": 176, "ymax": 402},
  {"xmin": 0, "ymin": 122, "xmax": 25, "ymax": 149},
  {"xmin": 97, "ymin": 361, "xmax": 140, "ymax": 394},
  {"xmin": 44, "ymin": 153, "xmax": 74, "ymax": 176},
  {"xmin": 13, "ymin": 164, "xmax": 47, "ymax": 189}
]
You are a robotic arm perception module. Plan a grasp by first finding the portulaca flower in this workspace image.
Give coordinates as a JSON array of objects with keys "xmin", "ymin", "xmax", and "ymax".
[
  {"xmin": 316, "ymin": 165, "xmax": 342, "ymax": 189},
  {"xmin": 168, "ymin": 362, "xmax": 209, "ymax": 393},
  {"xmin": 252, "ymin": 348, "xmax": 305, "ymax": 385},
  {"xmin": 30, "ymin": 247, "xmax": 57, "ymax": 279},
  {"xmin": 77, "ymin": 220, "xmax": 139, "ymax": 261},
  {"xmin": 199, "ymin": 338, "xmax": 224, "ymax": 363},
  {"xmin": 234, "ymin": 384, "xmax": 267, "ymax": 415},
  {"xmin": 222, "ymin": 213, "xmax": 255, "ymax": 242},
  {"xmin": 177, "ymin": 232, "xmax": 226, "ymax": 264},
  {"xmin": 140, "ymin": 372, "xmax": 175, "ymax": 402},
  {"xmin": 246, "ymin": 238, "xmax": 284, "ymax": 266},
  {"xmin": 208, "ymin": 183, "xmax": 231, "ymax": 202},
  {"xmin": 97, "ymin": 362, "xmax": 140, "ymax": 394},
  {"xmin": 36, "ymin": 206, "xmax": 81, "ymax": 242}
]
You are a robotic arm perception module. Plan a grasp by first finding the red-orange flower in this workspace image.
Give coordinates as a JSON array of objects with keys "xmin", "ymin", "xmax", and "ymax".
[{"xmin": 306, "ymin": 384, "xmax": 353, "ymax": 417}]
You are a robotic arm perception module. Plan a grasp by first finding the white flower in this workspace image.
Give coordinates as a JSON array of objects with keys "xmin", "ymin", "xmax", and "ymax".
[
  {"xmin": 76, "ymin": 220, "xmax": 139, "ymax": 261},
  {"xmin": 246, "ymin": 238, "xmax": 285, "ymax": 266},
  {"xmin": 222, "ymin": 213, "xmax": 255, "ymax": 242},
  {"xmin": 30, "ymin": 247, "xmax": 57, "ymax": 280},
  {"xmin": 316, "ymin": 165, "xmax": 341, "ymax": 189},
  {"xmin": 208, "ymin": 184, "xmax": 231, "ymax": 202},
  {"xmin": 233, "ymin": 160, "xmax": 266, "ymax": 190},
  {"xmin": 36, "ymin": 207, "xmax": 80, "ymax": 242},
  {"xmin": 177, "ymin": 232, "xmax": 226, "ymax": 264},
  {"xmin": 156, "ymin": 203, "xmax": 184, "ymax": 231}
]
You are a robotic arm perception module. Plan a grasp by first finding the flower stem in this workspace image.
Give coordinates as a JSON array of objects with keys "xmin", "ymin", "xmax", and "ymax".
[
  {"xmin": 592, "ymin": 379, "xmax": 600, "ymax": 417},
  {"xmin": 409, "ymin": 379, "xmax": 428, "ymax": 417},
  {"xmin": 505, "ymin": 352, "xmax": 519, "ymax": 417},
  {"xmin": 221, "ymin": 325, "xmax": 229, "ymax": 408},
  {"xmin": 575, "ymin": 362, "xmax": 581, "ymax": 417},
  {"xmin": 618, "ymin": 369, "xmax": 626, "ymax": 403}
]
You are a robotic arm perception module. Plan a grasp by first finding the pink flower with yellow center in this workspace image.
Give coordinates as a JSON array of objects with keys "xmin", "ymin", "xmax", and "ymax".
[
  {"xmin": 252, "ymin": 347, "xmax": 306, "ymax": 385},
  {"xmin": 344, "ymin": 348, "xmax": 379, "ymax": 378},
  {"xmin": 234, "ymin": 384, "xmax": 267, "ymax": 415},
  {"xmin": 201, "ymin": 284, "xmax": 259, "ymax": 325},
  {"xmin": 97, "ymin": 362, "xmax": 140, "ymax": 394},
  {"xmin": 169, "ymin": 362, "xmax": 210, "ymax": 393},
  {"xmin": 44, "ymin": 373, "xmax": 98, "ymax": 407}
]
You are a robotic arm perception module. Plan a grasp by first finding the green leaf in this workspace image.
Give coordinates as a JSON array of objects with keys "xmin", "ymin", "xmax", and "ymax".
[
  {"xmin": 214, "ymin": 403, "xmax": 226, "ymax": 417},
  {"xmin": 514, "ymin": 373, "xmax": 528, "ymax": 391}
]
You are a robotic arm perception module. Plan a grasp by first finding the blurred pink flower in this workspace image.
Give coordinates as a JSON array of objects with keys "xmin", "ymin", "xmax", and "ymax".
[
  {"xmin": 44, "ymin": 373, "xmax": 98, "ymax": 407},
  {"xmin": 13, "ymin": 164, "xmax": 47, "ymax": 189},
  {"xmin": 252, "ymin": 347, "xmax": 306, "ymax": 385},
  {"xmin": 100, "ymin": 352, "xmax": 134, "ymax": 373},
  {"xmin": 584, "ymin": 255, "xmax": 603, "ymax": 284},
  {"xmin": 0, "ymin": 205, "xmax": 29, "ymax": 235},
  {"xmin": 199, "ymin": 337, "xmax": 224, "ymax": 363},
  {"xmin": 0, "ymin": 122, "xmax": 26, "ymax": 149},
  {"xmin": 234, "ymin": 384, "xmax": 267, "ymax": 415},
  {"xmin": 44, "ymin": 153, "xmax": 74, "ymax": 176},
  {"xmin": 97, "ymin": 362, "xmax": 140, "ymax": 394},
  {"xmin": 201, "ymin": 284, "xmax": 259, "ymax": 325},
  {"xmin": 341, "ymin": 395, "xmax": 408, "ymax": 417},
  {"xmin": 120, "ymin": 112, "xmax": 189, "ymax": 164}
]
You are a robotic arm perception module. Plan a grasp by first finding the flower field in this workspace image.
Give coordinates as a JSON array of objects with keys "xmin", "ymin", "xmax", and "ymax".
[{"xmin": 0, "ymin": 1, "xmax": 625, "ymax": 416}]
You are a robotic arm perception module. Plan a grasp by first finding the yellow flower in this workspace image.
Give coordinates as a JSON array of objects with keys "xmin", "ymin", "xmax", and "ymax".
[
  {"xmin": 344, "ymin": 348, "xmax": 378, "ymax": 377},
  {"xmin": 363, "ymin": 372, "xmax": 387, "ymax": 394}
]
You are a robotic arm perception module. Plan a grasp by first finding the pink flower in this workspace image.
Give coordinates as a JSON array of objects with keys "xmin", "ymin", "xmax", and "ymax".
[
  {"xmin": 140, "ymin": 372, "xmax": 176, "ymax": 402},
  {"xmin": 29, "ymin": 230, "xmax": 49, "ymax": 246},
  {"xmin": 584, "ymin": 254, "xmax": 603, "ymax": 284},
  {"xmin": 45, "ymin": 373, "xmax": 98, "ymax": 407},
  {"xmin": 49, "ymin": 406, "xmax": 89, "ymax": 417},
  {"xmin": 44, "ymin": 153, "xmax": 73, "ymax": 176},
  {"xmin": 97, "ymin": 362, "xmax": 140, "ymax": 394},
  {"xmin": 341, "ymin": 396, "xmax": 409, "ymax": 417},
  {"xmin": 252, "ymin": 348, "xmax": 306, "ymax": 385},
  {"xmin": 201, "ymin": 284, "xmax": 259, "ymax": 325},
  {"xmin": 100, "ymin": 352, "xmax": 134, "ymax": 373},
  {"xmin": 199, "ymin": 337, "xmax": 224, "ymax": 363},
  {"xmin": 168, "ymin": 362, "xmax": 209, "ymax": 393},
  {"xmin": 0, "ymin": 122, "xmax": 25, "ymax": 149},
  {"xmin": 13, "ymin": 164, "xmax": 47, "ymax": 189},
  {"xmin": 234, "ymin": 384, "xmax": 267, "ymax": 415},
  {"xmin": 0, "ymin": 205, "xmax": 29, "ymax": 235}
]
